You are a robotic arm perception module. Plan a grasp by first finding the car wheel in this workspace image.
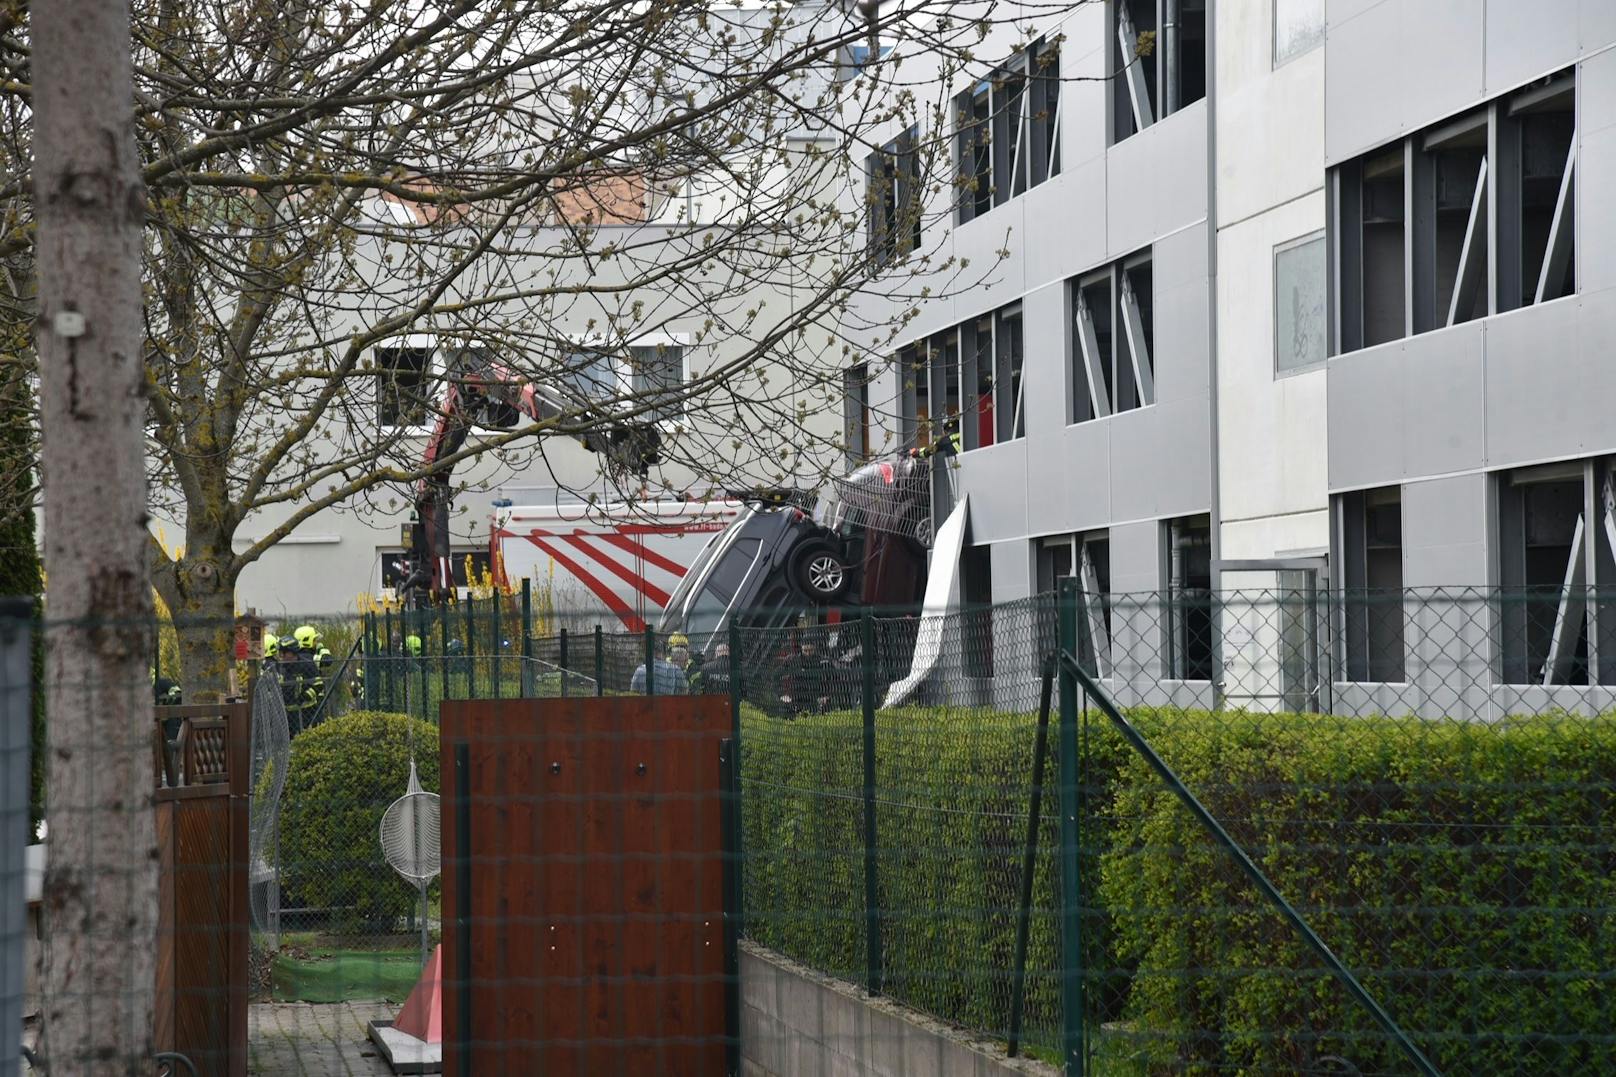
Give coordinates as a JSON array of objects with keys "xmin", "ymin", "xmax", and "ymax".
[{"xmin": 791, "ymin": 542, "xmax": 851, "ymax": 601}]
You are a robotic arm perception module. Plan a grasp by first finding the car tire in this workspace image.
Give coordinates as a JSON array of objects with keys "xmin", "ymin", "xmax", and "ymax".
[{"xmin": 790, "ymin": 542, "xmax": 851, "ymax": 602}]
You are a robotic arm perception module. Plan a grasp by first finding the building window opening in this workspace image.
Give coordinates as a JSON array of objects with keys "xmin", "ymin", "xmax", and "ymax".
[
  {"xmin": 1332, "ymin": 69, "xmax": 1575, "ymax": 355},
  {"xmin": 1112, "ymin": 0, "xmax": 1206, "ymax": 143},
  {"xmin": 1506, "ymin": 75, "xmax": 1576, "ymax": 310},
  {"xmin": 1073, "ymin": 250, "xmax": 1154, "ymax": 424},
  {"xmin": 957, "ymin": 39, "xmax": 1061, "ymax": 223},
  {"xmin": 896, "ymin": 344, "xmax": 931, "ymax": 450},
  {"xmin": 842, "ymin": 364, "xmax": 871, "ymax": 465},
  {"xmin": 867, "ymin": 125, "xmax": 922, "ymax": 269},
  {"xmin": 963, "ymin": 543, "xmax": 994, "ymax": 676},
  {"xmin": 1416, "ymin": 115, "xmax": 1488, "ymax": 332},
  {"xmin": 628, "ymin": 343, "xmax": 684, "ymax": 421},
  {"xmin": 995, "ymin": 305, "xmax": 1026, "ymax": 442},
  {"xmin": 1164, "ymin": 514, "xmax": 1214, "ymax": 681},
  {"xmin": 376, "ymin": 346, "xmax": 433, "ymax": 428},
  {"xmin": 1499, "ymin": 465, "xmax": 1589, "ymax": 686},
  {"xmin": 1037, "ymin": 531, "xmax": 1112, "ymax": 676},
  {"xmin": 932, "ymin": 333, "xmax": 962, "ymax": 448},
  {"xmin": 956, "ymin": 82, "xmax": 993, "ymax": 223},
  {"xmin": 1339, "ymin": 486, "xmax": 1405, "ymax": 682},
  {"xmin": 963, "ymin": 314, "xmax": 996, "ymax": 450}
]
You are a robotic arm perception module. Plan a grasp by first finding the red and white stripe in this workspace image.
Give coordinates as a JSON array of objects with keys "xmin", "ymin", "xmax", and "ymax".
[{"xmin": 494, "ymin": 518, "xmax": 730, "ymax": 632}]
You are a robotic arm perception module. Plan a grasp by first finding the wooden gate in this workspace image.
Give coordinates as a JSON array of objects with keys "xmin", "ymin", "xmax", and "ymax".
[
  {"xmin": 154, "ymin": 703, "xmax": 249, "ymax": 1077},
  {"xmin": 441, "ymin": 696, "xmax": 733, "ymax": 1076}
]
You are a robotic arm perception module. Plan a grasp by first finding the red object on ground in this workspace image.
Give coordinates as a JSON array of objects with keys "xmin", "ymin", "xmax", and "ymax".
[{"xmin": 393, "ymin": 945, "xmax": 443, "ymax": 1043}]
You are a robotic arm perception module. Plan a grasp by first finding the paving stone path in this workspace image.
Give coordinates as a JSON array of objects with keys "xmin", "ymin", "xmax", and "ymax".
[{"xmin": 249, "ymin": 1002, "xmax": 398, "ymax": 1076}]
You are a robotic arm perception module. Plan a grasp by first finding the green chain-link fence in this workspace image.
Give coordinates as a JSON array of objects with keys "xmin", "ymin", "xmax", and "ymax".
[{"xmin": 179, "ymin": 583, "xmax": 1616, "ymax": 1070}]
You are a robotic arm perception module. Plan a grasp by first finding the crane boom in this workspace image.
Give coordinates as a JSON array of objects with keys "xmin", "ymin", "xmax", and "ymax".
[{"xmin": 400, "ymin": 353, "xmax": 661, "ymax": 606}]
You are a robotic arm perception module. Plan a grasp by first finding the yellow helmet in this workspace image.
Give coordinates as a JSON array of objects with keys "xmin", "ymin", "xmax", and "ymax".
[
  {"xmin": 263, "ymin": 636, "xmax": 279, "ymax": 658},
  {"xmin": 294, "ymin": 624, "xmax": 319, "ymax": 649},
  {"xmin": 405, "ymin": 634, "xmax": 423, "ymax": 657},
  {"xmin": 668, "ymin": 633, "xmax": 690, "ymax": 649}
]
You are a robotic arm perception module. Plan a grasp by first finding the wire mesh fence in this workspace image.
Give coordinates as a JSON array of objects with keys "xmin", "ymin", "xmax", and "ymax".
[{"xmin": 11, "ymin": 586, "xmax": 1616, "ymax": 1073}]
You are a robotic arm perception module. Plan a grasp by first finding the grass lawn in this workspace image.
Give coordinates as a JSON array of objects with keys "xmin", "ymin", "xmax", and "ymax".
[{"xmin": 270, "ymin": 946, "xmax": 428, "ymax": 1003}]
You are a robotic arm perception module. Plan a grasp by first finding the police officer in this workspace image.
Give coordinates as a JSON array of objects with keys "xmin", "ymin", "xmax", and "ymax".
[{"xmin": 689, "ymin": 642, "xmax": 733, "ymax": 696}]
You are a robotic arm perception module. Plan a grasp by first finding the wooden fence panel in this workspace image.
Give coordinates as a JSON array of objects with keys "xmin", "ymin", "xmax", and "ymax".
[
  {"xmin": 153, "ymin": 703, "xmax": 249, "ymax": 1077},
  {"xmin": 442, "ymin": 696, "xmax": 730, "ymax": 1077}
]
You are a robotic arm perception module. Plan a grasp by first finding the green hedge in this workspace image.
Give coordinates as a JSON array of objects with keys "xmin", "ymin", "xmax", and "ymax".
[
  {"xmin": 280, "ymin": 710, "xmax": 441, "ymax": 931},
  {"xmin": 739, "ymin": 704, "xmax": 1123, "ymax": 1051},
  {"xmin": 740, "ymin": 706, "xmax": 1616, "ymax": 1073}
]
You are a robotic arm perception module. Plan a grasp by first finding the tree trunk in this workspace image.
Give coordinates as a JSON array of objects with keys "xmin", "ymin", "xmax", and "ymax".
[
  {"xmin": 168, "ymin": 554, "xmax": 238, "ymax": 702},
  {"xmin": 33, "ymin": 1, "xmax": 156, "ymax": 1073}
]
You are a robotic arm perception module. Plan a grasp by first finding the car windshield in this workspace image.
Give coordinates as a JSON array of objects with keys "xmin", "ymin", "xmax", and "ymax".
[{"xmin": 658, "ymin": 511, "xmax": 747, "ymax": 631}]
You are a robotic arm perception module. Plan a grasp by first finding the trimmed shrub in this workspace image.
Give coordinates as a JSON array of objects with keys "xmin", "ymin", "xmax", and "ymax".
[
  {"xmin": 741, "ymin": 705, "xmax": 1616, "ymax": 1072},
  {"xmin": 740, "ymin": 704, "xmax": 1126, "ymax": 1051},
  {"xmin": 279, "ymin": 710, "xmax": 440, "ymax": 931},
  {"xmin": 1101, "ymin": 710, "xmax": 1616, "ymax": 1075}
]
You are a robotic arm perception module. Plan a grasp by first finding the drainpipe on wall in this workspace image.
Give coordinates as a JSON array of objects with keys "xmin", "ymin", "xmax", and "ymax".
[{"xmin": 1204, "ymin": 0, "xmax": 1224, "ymax": 710}]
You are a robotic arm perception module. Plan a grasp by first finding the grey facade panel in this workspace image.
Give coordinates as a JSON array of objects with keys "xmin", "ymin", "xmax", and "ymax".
[
  {"xmin": 1019, "ymin": 157, "xmax": 1109, "ymax": 291},
  {"xmin": 1326, "ymin": 342, "xmax": 1408, "ymax": 489},
  {"xmin": 951, "ymin": 211, "xmax": 1028, "ymax": 324},
  {"xmin": 1020, "ymin": 283, "xmax": 1070, "ymax": 436},
  {"xmin": 1582, "ymin": 44, "xmax": 1616, "ymax": 137},
  {"xmin": 1107, "ymin": 519, "xmax": 1163, "ymax": 595},
  {"xmin": 1578, "ymin": 122, "xmax": 1616, "ymax": 292},
  {"xmin": 1323, "ymin": 0, "xmax": 1407, "ymax": 162},
  {"xmin": 955, "ymin": 441, "xmax": 1031, "ymax": 544},
  {"xmin": 1401, "ymin": 472, "xmax": 1491, "ymax": 588},
  {"xmin": 1108, "ymin": 396, "xmax": 1214, "ymax": 525},
  {"xmin": 1031, "ymin": 421, "xmax": 1111, "ymax": 537},
  {"xmin": 1324, "ymin": 0, "xmax": 1485, "ymax": 163},
  {"xmin": 1583, "ymin": 0, "xmax": 1616, "ymax": 52},
  {"xmin": 1104, "ymin": 104, "xmax": 1208, "ymax": 261},
  {"xmin": 1061, "ymin": 38, "xmax": 1110, "ymax": 170},
  {"xmin": 1151, "ymin": 222, "xmax": 1211, "ymax": 405},
  {"xmin": 1482, "ymin": 300, "xmax": 1589, "ymax": 465},
  {"xmin": 1399, "ymin": 321, "xmax": 1486, "ymax": 478},
  {"xmin": 1484, "ymin": 0, "xmax": 1580, "ymax": 96},
  {"xmin": 1329, "ymin": 294, "xmax": 1616, "ymax": 493},
  {"xmin": 989, "ymin": 539, "xmax": 1033, "ymax": 604}
]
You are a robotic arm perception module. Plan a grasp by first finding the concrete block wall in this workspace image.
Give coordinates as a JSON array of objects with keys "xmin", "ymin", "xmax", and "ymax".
[{"xmin": 740, "ymin": 943, "xmax": 1059, "ymax": 1077}]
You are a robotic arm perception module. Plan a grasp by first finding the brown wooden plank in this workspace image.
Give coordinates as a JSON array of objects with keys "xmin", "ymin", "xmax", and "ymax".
[{"xmin": 154, "ymin": 801, "xmax": 175, "ymax": 1056}]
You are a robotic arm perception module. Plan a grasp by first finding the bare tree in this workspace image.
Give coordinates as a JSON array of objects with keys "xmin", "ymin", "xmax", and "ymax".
[
  {"xmin": 32, "ymin": 0, "xmax": 156, "ymax": 1071},
  {"xmin": 1, "ymin": 1, "xmax": 1074, "ymax": 694}
]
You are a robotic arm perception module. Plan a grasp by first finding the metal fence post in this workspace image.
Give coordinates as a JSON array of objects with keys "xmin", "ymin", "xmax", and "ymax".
[
  {"xmin": 465, "ymin": 594, "xmax": 477, "ymax": 699},
  {"xmin": 594, "ymin": 625, "xmax": 604, "ymax": 697},
  {"xmin": 643, "ymin": 625, "xmax": 656, "ymax": 697},
  {"xmin": 860, "ymin": 609, "xmax": 883, "ymax": 996},
  {"xmin": 383, "ymin": 607, "xmax": 395, "ymax": 709},
  {"xmin": 1056, "ymin": 577, "xmax": 1086, "ymax": 1076},
  {"xmin": 492, "ymin": 590, "xmax": 503, "ymax": 699},
  {"xmin": 559, "ymin": 628, "xmax": 570, "ymax": 698},
  {"xmin": 0, "ymin": 597, "xmax": 33, "ymax": 1077},
  {"xmin": 728, "ymin": 618, "xmax": 745, "ymax": 925},
  {"xmin": 363, "ymin": 611, "xmax": 376, "ymax": 710},
  {"xmin": 417, "ymin": 608, "xmax": 429, "ymax": 725},
  {"xmin": 1008, "ymin": 654, "xmax": 1056, "ymax": 1058},
  {"xmin": 520, "ymin": 578, "xmax": 533, "ymax": 697},
  {"xmin": 438, "ymin": 601, "xmax": 449, "ymax": 703}
]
